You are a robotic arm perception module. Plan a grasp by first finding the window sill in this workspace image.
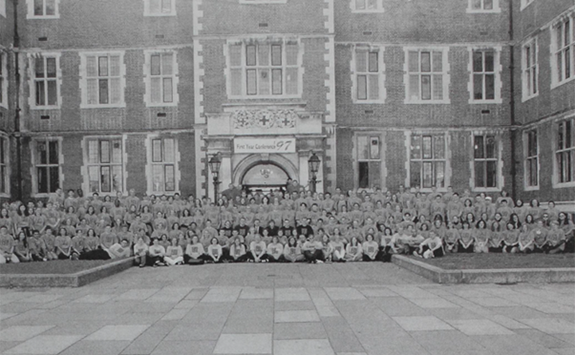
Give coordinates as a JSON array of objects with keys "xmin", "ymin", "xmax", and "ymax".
[
  {"xmin": 80, "ymin": 104, "xmax": 127, "ymax": 109},
  {"xmin": 351, "ymin": 9, "xmax": 385, "ymax": 14},
  {"xmin": 519, "ymin": 2, "xmax": 534, "ymax": 11},
  {"xmin": 27, "ymin": 15, "xmax": 60, "ymax": 19},
  {"xmin": 147, "ymin": 190, "xmax": 181, "ymax": 196},
  {"xmin": 352, "ymin": 99, "xmax": 386, "ymax": 104},
  {"xmin": 553, "ymin": 181, "xmax": 575, "ymax": 189},
  {"xmin": 144, "ymin": 13, "xmax": 177, "ymax": 17},
  {"xmin": 404, "ymin": 99, "xmax": 451, "ymax": 105},
  {"xmin": 472, "ymin": 187, "xmax": 501, "ymax": 193},
  {"xmin": 228, "ymin": 95, "xmax": 302, "ymax": 100},
  {"xmin": 524, "ymin": 185, "xmax": 539, "ymax": 192},
  {"xmin": 0, "ymin": 103, "xmax": 8, "ymax": 110},
  {"xmin": 0, "ymin": 193, "xmax": 10, "ymax": 199},
  {"xmin": 521, "ymin": 93, "xmax": 539, "ymax": 103},
  {"xmin": 30, "ymin": 105, "xmax": 61, "ymax": 111},
  {"xmin": 551, "ymin": 76, "xmax": 575, "ymax": 90},
  {"xmin": 466, "ymin": 8, "xmax": 501, "ymax": 14},
  {"xmin": 239, "ymin": 0, "xmax": 288, "ymax": 4},
  {"xmin": 468, "ymin": 99, "xmax": 503, "ymax": 105},
  {"xmin": 146, "ymin": 102, "xmax": 179, "ymax": 108}
]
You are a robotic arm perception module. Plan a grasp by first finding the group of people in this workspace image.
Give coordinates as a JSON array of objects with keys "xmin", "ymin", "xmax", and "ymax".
[{"xmin": 0, "ymin": 182, "xmax": 573, "ymax": 267}]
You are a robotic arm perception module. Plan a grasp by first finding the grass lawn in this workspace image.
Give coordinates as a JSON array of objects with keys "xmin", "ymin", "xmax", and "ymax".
[
  {"xmin": 0, "ymin": 259, "xmax": 120, "ymax": 275},
  {"xmin": 416, "ymin": 253, "xmax": 575, "ymax": 270}
]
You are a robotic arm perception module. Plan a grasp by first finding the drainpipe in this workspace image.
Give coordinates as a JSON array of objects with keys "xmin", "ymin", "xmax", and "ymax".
[
  {"xmin": 12, "ymin": 0, "xmax": 22, "ymax": 201},
  {"xmin": 508, "ymin": 0, "xmax": 517, "ymax": 201}
]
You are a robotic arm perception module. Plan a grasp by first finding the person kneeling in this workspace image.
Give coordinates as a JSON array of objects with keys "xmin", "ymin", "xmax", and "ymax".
[{"xmin": 413, "ymin": 231, "xmax": 444, "ymax": 259}]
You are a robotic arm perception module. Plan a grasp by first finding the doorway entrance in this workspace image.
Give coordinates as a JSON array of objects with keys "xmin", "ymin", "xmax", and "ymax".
[{"xmin": 241, "ymin": 163, "xmax": 289, "ymax": 193}]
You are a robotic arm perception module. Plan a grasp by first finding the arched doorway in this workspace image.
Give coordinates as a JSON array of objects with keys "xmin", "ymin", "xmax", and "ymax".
[
  {"xmin": 233, "ymin": 154, "xmax": 298, "ymax": 193},
  {"xmin": 241, "ymin": 163, "xmax": 289, "ymax": 192}
]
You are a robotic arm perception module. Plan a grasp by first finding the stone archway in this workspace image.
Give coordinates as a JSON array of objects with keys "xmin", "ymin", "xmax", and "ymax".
[{"xmin": 233, "ymin": 154, "xmax": 298, "ymax": 187}]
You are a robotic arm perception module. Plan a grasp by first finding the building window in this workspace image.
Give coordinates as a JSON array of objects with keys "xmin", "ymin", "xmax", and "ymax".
[
  {"xmin": 351, "ymin": 0, "xmax": 384, "ymax": 13},
  {"xmin": 555, "ymin": 118, "xmax": 575, "ymax": 185},
  {"xmin": 404, "ymin": 48, "xmax": 449, "ymax": 104},
  {"xmin": 150, "ymin": 137, "xmax": 177, "ymax": 193},
  {"xmin": 525, "ymin": 130, "xmax": 538, "ymax": 189},
  {"xmin": 0, "ymin": 136, "xmax": 7, "ymax": 195},
  {"xmin": 410, "ymin": 134, "xmax": 447, "ymax": 189},
  {"xmin": 469, "ymin": 48, "xmax": 502, "ymax": 103},
  {"xmin": 473, "ymin": 134, "xmax": 499, "ymax": 189},
  {"xmin": 0, "ymin": 0, "xmax": 5, "ymax": 17},
  {"xmin": 0, "ymin": 52, "xmax": 6, "ymax": 108},
  {"xmin": 30, "ymin": 54, "xmax": 61, "ymax": 108},
  {"xmin": 27, "ymin": 0, "xmax": 59, "ymax": 18},
  {"xmin": 352, "ymin": 46, "xmax": 385, "ymax": 103},
  {"xmin": 227, "ymin": 39, "xmax": 301, "ymax": 98},
  {"xmin": 145, "ymin": 51, "xmax": 178, "ymax": 106},
  {"xmin": 34, "ymin": 139, "xmax": 60, "ymax": 194},
  {"xmin": 86, "ymin": 138, "xmax": 124, "ymax": 194},
  {"xmin": 522, "ymin": 38, "xmax": 538, "ymax": 101},
  {"xmin": 468, "ymin": 0, "xmax": 500, "ymax": 13},
  {"xmin": 520, "ymin": 0, "xmax": 535, "ymax": 11},
  {"xmin": 357, "ymin": 135, "xmax": 381, "ymax": 189},
  {"xmin": 551, "ymin": 14, "xmax": 575, "ymax": 88},
  {"xmin": 144, "ymin": 0, "xmax": 176, "ymax": 16},
  {"xmin": 80, "ymin": 52, "xmax": 125, "ymax": 108}
]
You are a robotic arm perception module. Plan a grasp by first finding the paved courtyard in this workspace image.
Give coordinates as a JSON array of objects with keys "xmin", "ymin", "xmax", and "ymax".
[{"xmin": 0, "ymin": 263, "xmax": 574, "ymax": 355}]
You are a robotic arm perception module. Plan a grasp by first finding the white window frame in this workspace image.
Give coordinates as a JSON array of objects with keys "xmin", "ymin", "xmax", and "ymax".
[
  {"xmin": 467, "ymin": 0, "xmax": 501, "ymax": 14},
  {"xmin": 0, "ymin": 135, "xmax": 9, "ymax": 198},
  {"xmin": 0, "ymin": 0, "xmax": 6, "ymax": 17},
  {"xmin": 468, "ymin": 46, "xmax": 503, "ymax": 104},
  {"xmin": 403, "ymin": 46, "xmax": 450, "ymax": 104},
  {"xmin": 524, "ymin": 129, "xmax": 539, "ymax": 191},
  {"xmin": 553, "ymin": 116, "xmax": 575, "ymax": 188},
  {"xmin": 31, "ymin": 137, "xmax": 63, "ymax": 197},
  {"xmin": 550, "ymin": 12, "xmax": 575, "ymax": 89},
  {"xmin": 470, "ymin": 132, "xmax": 503, "ymax": 192},
  {"xmin": 144, "ymin": 50, "xmax": 179, "ymax": 107},
  {"xmin": 82, "ymin": 136, "xmax": 127, "ymax": 196},
  {"xmin": 239, "ymin": 0, "xmax": 287, "ymax": 3},
  {"xmin": 0, "ymin": 51, "xmax": 7, "ymax": 109},
  {"xmin": 28, "ymin": 53, "xmax": 62, "ymax": 110},
  {"xmin": 350, "ymin": 0, "xmax": 384, "ymax": 13},
  {"xmin": 522, "ymin": 38, "xmax": 538, "ymax": 102},
  {"xmin": 351, "ymin": 44, "xmax": 385, "ymax": 103},
  {"xmin": 355, "ymin": 133, "xmax": 383, "ymax": 190},
  {"xmin": 225, "ymin": 38, "xmax": 304, "ymax": 99},
  {"xmin": 79, "ymin": 52, "xmax": 126, "ymax": 109},
  {"xmin": 144, "ymin": 0, "xmax": 176, "ymax": 16},
  {"xmin": 146, "ymin": 136, "xmax": 180, "ymax": 195},
  {"xmin": 26, "ymin": 0, "xmax": 59, "ymax": 19},
  {"xmin": 520, "ymin": 0, "xmax": 535, "ymax": 11},
  {"xmin": 406, "ymin": 131, "xmax": 451, "ymax": 192}
]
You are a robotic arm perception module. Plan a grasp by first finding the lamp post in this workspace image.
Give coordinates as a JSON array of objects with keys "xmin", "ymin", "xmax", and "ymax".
[
  {"xmin": 308, "ymin": 152, "xmax": 320, "ymax": 193},
  {"xmin": 208, "ymin": 153, "xmax": 222, "ymax": 202}
]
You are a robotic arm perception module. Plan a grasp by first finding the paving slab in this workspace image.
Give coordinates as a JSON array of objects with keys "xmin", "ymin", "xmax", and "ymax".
[
  {"xmin": 4, "ymin": 335, "xmax": 82, "ymax": 354},
  {"xmin": 213, "ymin": 333, "xmax": 272, "ymax": 354}
]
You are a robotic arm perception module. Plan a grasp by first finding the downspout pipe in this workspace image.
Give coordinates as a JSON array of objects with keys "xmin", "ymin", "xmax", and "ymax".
[
  {"xmin": 12, "ymin": 0, "xmax": 22, "ymax": 201},
  {"xmin": 508, "ymin": 0, "xmax": 518, "ymax": 201}
]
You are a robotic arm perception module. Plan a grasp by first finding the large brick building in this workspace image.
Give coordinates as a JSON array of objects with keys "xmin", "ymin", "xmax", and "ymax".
[{"xmin": 0, "ymin": 0, "xmax": 572, "ymax": 209}]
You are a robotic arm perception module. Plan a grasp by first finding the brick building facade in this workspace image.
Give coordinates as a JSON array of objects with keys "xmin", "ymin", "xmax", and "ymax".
[{"xmin": 0, "ymin": 0, "xmax": 572, "ymax": 209}]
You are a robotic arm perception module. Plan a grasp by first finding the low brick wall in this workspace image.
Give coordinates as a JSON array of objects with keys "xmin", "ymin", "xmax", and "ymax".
[
  {"xmin": 392, "ymin": 255, "xmax": 575, "ymax": 284},
  {"xmin": 0, "ymin": 257, "xmax": 134, "ymax": 288}
]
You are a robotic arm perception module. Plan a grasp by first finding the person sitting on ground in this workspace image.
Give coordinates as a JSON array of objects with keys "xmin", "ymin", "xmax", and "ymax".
[
  {"xmin": 345, "ymin": 236, "xmax": 363, "ymax": 262},
  {"xmin": 362, "ymin": 234, "xmax": 379, "ymax": 261},
  {"xmin": 148, "ymin": 238, "xmax": 167, "ymax": 266},
  {"xmin": 413, "ymin": 230, "xmax": 444, "ymax": 259},
  {"xmin": 330, "ymin": 235, "xmax": 346, "ymax": 262},
  {"xmin": 530, "ymin": 220, "xmax": 549, "ymax": 253},
  {"xmin": 55, "ymin": 227, "xmax": 73, "ymax": 260},
  {"xmin": 517, "ymin": 224, "xmax": 534, "ymax": 253},
  {"xmin": 546, "ymin": 221, "xmax": 566, "ymax": 254},
  {"xmin": 302, "ymin": 234, "xmax": 324, "ymax": 263},
  {"xmin": 502, "ymin": 222, "xmax": 519, "ymax": 253},
  {"xmin": 133, "ymin": 236, "xmax": 148, "ymax": 267},
  {"xmin": 184, "ymin": 235, "xmax": 205, "ymax": 265},
  {"xmin": 229, "ymin": 237, "xmax": 247, "ymax": 262},
  {"xmin": 458, "ymin": 222, "xmax": 474, "ymax": 253},
  {"xmin": 165, "ymin": 237, "xmax": 184, "ymax": 265},
  {"xmin": 13, "ymin": 231, "xmax": 31, "ymax": 262},
  {"xmin": 321, "ymin": 234, "xmax": 333, "ymax": 262},
  {"xmin": 283, "ymin": 236, "xmax": 304, "ymax": 263},
  {"xmin": 266, "ymin": 236, "xmax": 284, "ymax": 262},
  {"xmin": 206, "ymin": 237, "xmax": 223, "ymax": 263},
  {"xmin": 247, "ymin": 234, "xmax": 267, "ymax": 263}
]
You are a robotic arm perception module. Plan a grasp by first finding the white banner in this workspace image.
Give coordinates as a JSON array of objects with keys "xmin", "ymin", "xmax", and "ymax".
[{"xmin": 234, "ymin": 138, "xmax": 296, "ymax": 154}]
